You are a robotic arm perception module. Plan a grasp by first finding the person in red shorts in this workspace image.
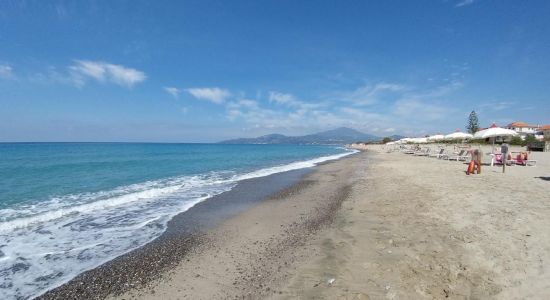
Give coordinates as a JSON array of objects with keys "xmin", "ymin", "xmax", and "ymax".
[{"xmin": 467, "ymin": 149, "xmax": 482, "ymax": 175}]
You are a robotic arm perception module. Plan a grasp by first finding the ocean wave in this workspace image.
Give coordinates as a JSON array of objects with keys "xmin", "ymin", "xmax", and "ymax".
[
  {"xmin": 0, "ymin": 149, "xmax": 356, "ymax": 299},
  {"xmin": 234, "ymin": 150, "xmax": 357, "ymax": 181}
]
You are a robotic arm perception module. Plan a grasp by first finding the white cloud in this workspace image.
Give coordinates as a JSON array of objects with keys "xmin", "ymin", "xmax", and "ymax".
[
  {"xmin": 478, "ymin": 101, "xmax": 515, "ymax": 111},
  {"xmin": 106, "ymin": 64, "xmax": 146, "ymax": 87},
  {"xmin": 186, "ymin": 87, "xmax": 230, "ymax": 104},
  {"xmin": 339, "ymin": 107, "xmax": 366, "ymax": 117},
  {"xmin": 393, "ymin": 98, "xmax": 450, "ymax": 121},
  {"xmin": 269, "ymin": 91, "xmax": 298, "ymax": 106},
  {"xmin": 235, "ymin": 99, "xmax": 259, "ymax": 108},
  {"xmin": 456, "ymin": 0, "xmax": 474, "ymax": 7},
  {"xmin": 337, "ymin": 82, "xmax": 406, "ymax": 106},
  {"xmin": 0, "ymin": 64, "xmax": 15, "ymax": 80},
  {"xmin": 226, "ymin": 99, "xmax": 260, "ymax": 120},
  {"xmin": 69, "ymin": 60, "xmax": 146, "ymax": 87},
  {"xmin": 197, "ymin": 80, "xmax": 465, "ymax": 137},
  {"xmin": 268, "ymin": 91, "xmax": 326, "ymax": 113},
  {"xmin": 224, "ymin": 87, "xmax": 399, "ymax": 135},
  {"xmin": 370, "ymin": 83, "xmax": 406, "ymax": 93},
  {"xmin": 164, "ymin": 87, "xmax": 181, "ymax": 98},
  {"xmin": 226, "ymin": 108, "xmax": 244, "ymax": 121}
]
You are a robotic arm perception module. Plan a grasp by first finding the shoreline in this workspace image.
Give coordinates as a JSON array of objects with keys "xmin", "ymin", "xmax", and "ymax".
[
  {"xmin": 37, "ymin": 152, "xmax": 361, "ymax": 299},
  {"xmin": 105, "ymin": 151, "xmax": 365, "ymax": 300},
  {"xmin": 35, "ymin": 144, "xmax": 550, "ymax": 299}
]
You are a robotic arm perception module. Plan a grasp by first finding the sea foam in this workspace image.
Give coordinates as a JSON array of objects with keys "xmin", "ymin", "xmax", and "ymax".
[{"xmin": 0, "ymin": 149, "xmax": 356, "ymax": 299}]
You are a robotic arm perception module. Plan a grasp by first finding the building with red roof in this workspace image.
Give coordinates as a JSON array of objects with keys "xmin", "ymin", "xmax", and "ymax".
[{"xmin": 506, "ymin": 121, "xmax": 541, "ymax": 138}]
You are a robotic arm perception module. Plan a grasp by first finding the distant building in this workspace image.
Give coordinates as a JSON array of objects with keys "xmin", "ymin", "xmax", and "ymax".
[{"xmin": 506, "ymin": 121, "xmax": 541, "ymax": 140}]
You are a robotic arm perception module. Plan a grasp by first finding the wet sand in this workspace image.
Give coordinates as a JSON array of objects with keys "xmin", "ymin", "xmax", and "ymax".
[
  {"xmin": 38, "ymin": 153, "xmax": 361, "ymax": 299},
  {"xmin": 107, "ymin": 153, "xmax": 362, "ymax": 300}
]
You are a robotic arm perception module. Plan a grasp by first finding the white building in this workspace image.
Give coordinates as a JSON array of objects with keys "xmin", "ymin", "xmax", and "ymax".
[{"xmin": 506, "ymin": 122, "xmax": 541, "ymax": 140}]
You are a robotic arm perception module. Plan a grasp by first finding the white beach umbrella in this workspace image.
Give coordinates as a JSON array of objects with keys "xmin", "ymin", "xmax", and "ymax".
[
  {"xmin": 414, "ymin": 137, "xmax": 429, "ymax": 144},
  {"xmin": 427, "ymin": 134, "xmax": 445, "ymax": 142},
  {"xmin": 399, "ymin": 138, "xmax": 411, "ymax": 144},
  {"xmin": 473, "ymin": 124, "xmax": 518, "ymax": 139},
  {"xmin": 473, "ymin": 123, "xmax": 518, "ymax": 153},
  {"xmin": 444, "ymin": 131, "xmax": 473, "ymax": 141}
]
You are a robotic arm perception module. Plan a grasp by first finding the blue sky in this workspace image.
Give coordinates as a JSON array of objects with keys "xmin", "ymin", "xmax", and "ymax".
[{"xmin": 1, "ymin": 0, "xmax": 549, "ymax": 142}]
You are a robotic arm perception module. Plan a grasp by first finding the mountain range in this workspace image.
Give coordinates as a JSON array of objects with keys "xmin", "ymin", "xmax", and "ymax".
[{"xmin": 219, "ymin": 127, "xmax": 404, "ymax": 144}]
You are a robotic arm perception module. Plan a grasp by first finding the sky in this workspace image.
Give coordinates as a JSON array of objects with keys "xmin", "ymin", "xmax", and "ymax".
[{"xmin": 1, "ymin": 0, "xmax": 549, "ymax": 142}]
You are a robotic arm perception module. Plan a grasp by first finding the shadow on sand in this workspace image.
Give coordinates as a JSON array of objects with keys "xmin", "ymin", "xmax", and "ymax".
[{"xmin": 534, "ymin": 176, "xmax": 550, "ymax": 181}]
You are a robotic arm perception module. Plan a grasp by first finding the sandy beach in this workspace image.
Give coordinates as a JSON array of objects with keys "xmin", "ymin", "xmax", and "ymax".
[
  {"xmin": 277, "ymin": 145, "xmax": 550, "ymax": 299},
  {"xmin": 5, "ymin": 2, "xmax": 550, "ymax": 299},
  {"xmin": 106, "ymin": 153, "xmax": 360, "ymax": 300},
  {"xmin": 40, "ymin": 146, "xmax": 550, "ymax": 299}
]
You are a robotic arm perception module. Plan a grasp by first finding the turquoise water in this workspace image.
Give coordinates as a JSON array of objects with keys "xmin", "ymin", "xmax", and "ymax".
[
  {"xmin": 0, "ymin": 143, "xmax": 348, "ymax": 209},
  {"xmin": 0, "ymin": 143, "xmax": 354, "ymax": 299}
]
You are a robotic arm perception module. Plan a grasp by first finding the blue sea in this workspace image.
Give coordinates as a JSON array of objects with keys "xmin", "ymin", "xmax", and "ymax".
[{"xmin": 0, "ymin": 143, "xmax": 355, "ymax": 299}]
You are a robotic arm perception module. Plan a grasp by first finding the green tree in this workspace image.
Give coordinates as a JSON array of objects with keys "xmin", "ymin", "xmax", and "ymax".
[
  {"xmin": 525, "ymin": 135, "xmax": 537, "ymax": 144},
  {"xmin": 509, "ymin": 136, "xmax": 524, "ymax": 146},
  {"xmin": 382, "ymin": 137, "xmax": 392, "ymax": 144},
  {"xmin": 466, "ymin": 110, "xmax": 479, "ymax": 134}
]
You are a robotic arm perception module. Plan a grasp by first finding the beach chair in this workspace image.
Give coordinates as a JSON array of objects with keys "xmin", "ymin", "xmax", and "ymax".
[
  {"xmin": 457, "ymin": 151, "xmax": 470, "ymax": 161},
  {"xmin": 511, "ymin": 153, "xmax": 537, "ymax": 166},
  {"xmin": 414, "ymin": 148, "xmax": 430, "ymax": 156},
  {"xmin": 429, "ymin": 148, "xmax": 445, "ymax": 158},
  {"xmin": 494, "ymin": 153, "xmax": 514, "ymax": 166},
  {"xmin": 402, "ymin": 147, "xmax": 416, "ymax": 154},
  {"xmin": 445, "ymin": 150, "xmax": 469, "ymax": 161}
]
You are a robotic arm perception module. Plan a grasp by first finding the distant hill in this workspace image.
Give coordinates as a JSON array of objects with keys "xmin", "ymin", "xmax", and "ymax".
[{"xmin": 219, "ymin": 127, "xmax": 380, "ymax": 144}]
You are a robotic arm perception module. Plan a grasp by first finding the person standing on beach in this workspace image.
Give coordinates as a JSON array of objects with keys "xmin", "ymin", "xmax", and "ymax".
[
  {"xmin": 467, "ymin": 149, "xmax": 482, "ymax": 175},
  {"xmin": 473, "ymin": 148, "xmax": 482, "ymax": 174},
  {"xmin": 501, "ymin": 143, "xmax": 509, "ymax": 173}
]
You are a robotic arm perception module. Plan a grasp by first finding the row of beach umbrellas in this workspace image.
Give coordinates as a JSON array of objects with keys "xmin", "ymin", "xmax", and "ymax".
[{"xmin": 390, "ymin": 124, "xmax": 518, "ymax": 145}]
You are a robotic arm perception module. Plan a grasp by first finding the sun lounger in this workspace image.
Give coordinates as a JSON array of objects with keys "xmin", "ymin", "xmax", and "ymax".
[
  {"xmin": 440, "ymin": 149, "xmax": 461, "ymax": 160},
  {"xmin": 511, "ymin": 153, "xmax": 537, "ymax": 166},
  {"xmin": 429, "ymin": 148, "xmax": 445, "ymax": 158},
  {"xmin": 442, "ymin": 150, "xmax": 462, "ymax": 160},
  {"xmin": 402, "ymin": 146, "xmax": 417, "ymax": 154},
  {"xmin": 414, "ymin": 148, "xmax": 430, "ymax": 156},
  {"xmin": 457, "ymin": 151, "xmax": 470, "ymax": 161},
  {"xmin": 444, "ymin": 150, "xmax": 469, "ymax": 161},
  {"xmin": 493, "ymin": 153, "xmax": 514, "ymax": 166}
]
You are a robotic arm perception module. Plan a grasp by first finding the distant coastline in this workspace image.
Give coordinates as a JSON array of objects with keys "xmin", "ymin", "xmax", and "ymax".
[{"xmin": 219, "ymin": 127, "xmax": 404, "ymax": 145}]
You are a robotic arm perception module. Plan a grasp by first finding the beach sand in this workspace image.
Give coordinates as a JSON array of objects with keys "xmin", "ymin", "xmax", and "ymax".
[
  {"xmin": 276, "ymin": 145, "xmax": 550, "ymax": 299},
  {"xmin": 106, "ymin": 152, "xmax": 362, "ymax": 300},
  {"xmin": 44, "ymin": 146, "xmax": 550, "ymax": 299}
]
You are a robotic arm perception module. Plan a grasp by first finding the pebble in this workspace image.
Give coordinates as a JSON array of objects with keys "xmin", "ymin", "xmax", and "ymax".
[{"xmin": 35, "ymin": 161, "xmax": 351, "ymax": 300}]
